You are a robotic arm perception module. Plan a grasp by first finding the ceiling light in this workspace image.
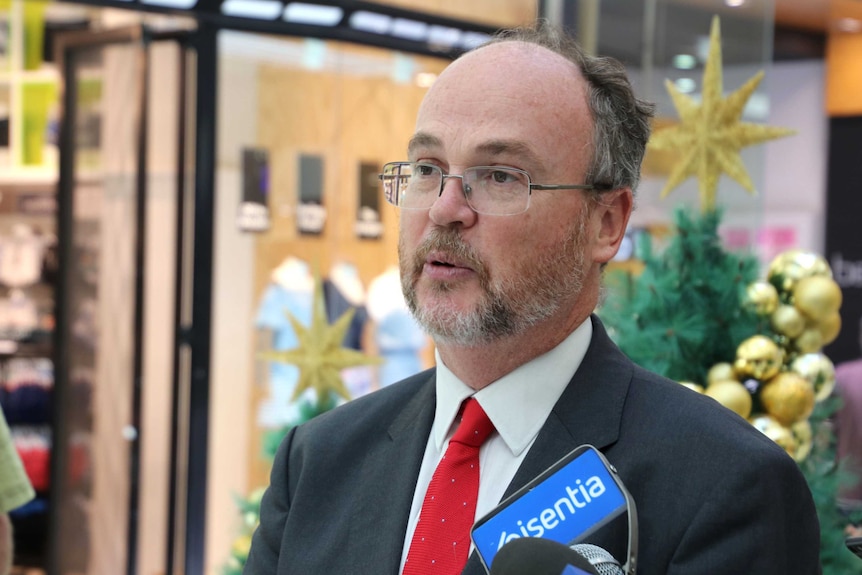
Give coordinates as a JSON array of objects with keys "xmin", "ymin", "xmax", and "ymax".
[
  {"xmin": 672, "ymin": 54, "xmax": 696, "ymax": 70},
  {"xmin": 142, "ymin": 0, "xmax": 198, "ymax": 7},
  {"xmin": 415, "ymin": 72, "xmax": 437, "ymax": 88},
  {"xmin": 391, "ymin": 18, "xmax": 427, "ymax": 41},
  {"xmin": 461, "ymin": 31, "xmax": 491, "ymax": 50},
  {"xmin": 427, "ymin": 25, "xmax": 461, "ymax": 48},
  {"xmin": 349, "ymin": 11, "xmax": 391, "ymax": 35},
  {"xmin": 284, "ymin": 3, "xmax": 342, "ymax": 26},
  {"xmin": 838, "ymin": 18, "xmax": 862, "ymax": 33},
  {"xmin": 725, "ymin": 0, "xmax": 745, "ymax": 6},
  {"xmin": 221, "ymin": 0, "xmax": 281, "ymax": 19}
]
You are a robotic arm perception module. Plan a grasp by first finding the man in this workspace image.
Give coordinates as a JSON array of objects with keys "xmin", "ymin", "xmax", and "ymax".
[
  {"xmin": 1, "ymin": 407, "xmax": 35, "ymax": 575},
  {"xmin": 244, "ymin": 24, "xmax": 820, "ymax": 575}
]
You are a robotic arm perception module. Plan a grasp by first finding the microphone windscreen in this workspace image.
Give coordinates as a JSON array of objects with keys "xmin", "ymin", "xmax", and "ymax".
[
  {"xmin": 489, "ymin": 537, "xmax": 600, "ymax": 575},
  {"xmin": 571, "ymin": 543, "xmax": 624, "ymax": 575}
]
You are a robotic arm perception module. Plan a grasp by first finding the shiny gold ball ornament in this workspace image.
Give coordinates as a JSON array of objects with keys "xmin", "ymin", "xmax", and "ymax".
[
  {"xmin": 679, "ymin": 381, "xmax": 705, "ymax": 394},
  {"xmin": 232, "ymin": 534, "xmax": 253, "ymax": 561},
  {"xmin": 745, "ymin": 281, "xmax": 780, "ymax": 316},
  {"xmin": 707, "ymin": 362, "xmax": 737, "ymax": 384},
  {"xmin": 817, "ymin": 312, "xmax": 842, "ymax": 346},
  {"xmin": 734, "ymin": 335, "xmax": 783, "ymax": 381},
  {"xmin": 791, "ymin": 352, "xmax": 836, "ymax": 402},
  {"xmin": 770, "ymin": 304, "xmax": 806, "ymax": 339},
  {"xmin": 767, "ymin": 250, "xmax": 832, "ymax": 294},
  {"xmin": 760, "ymin": 371, "xmax": 815, "ymax": 426},
  {"xmin": 705, "ymin": 379, "xmax": 753, "ymax": 418},
  {"xmin": 793, "ymin": 275, "xmax": 842, "ymax": 319},
  {"xmin": 793, "ymin": 327, "xmax": 823, "ymax": 354},
  {"xmin": 790, "ymin": 419, "xmax": 813, "ymax": 462},
  {"xmin": 750, "ymin": 413, "xmax": 797, "ymax": 457}
]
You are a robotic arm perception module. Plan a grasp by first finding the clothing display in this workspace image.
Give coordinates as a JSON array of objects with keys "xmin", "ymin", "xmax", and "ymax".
[
  {"xmin": 0, "ymin": 224, "xmax": 48, "ymax": 288},
  {"xmin": 0, "ymin": 407, "xmax": 35, "ymax": 512},
  {"xmin": 255, "ymin": 257, "xmax": 373, "ymax": 425},
  {"xmin": 366, "ymin": 266, "xmax": 427, "ymax": 387}
]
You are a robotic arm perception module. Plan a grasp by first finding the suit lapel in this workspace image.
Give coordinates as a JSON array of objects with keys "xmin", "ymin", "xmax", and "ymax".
[
  {"xmin": 502, "ymin": 316, "xmax": 633, "ymax": 499},
  {"xmin": 348, "ymin": 375, "xmax": 437, "ymax": 575},
  {"xmin": 464, "ymin": 317, "xmax": 635, "ymax": 575}
]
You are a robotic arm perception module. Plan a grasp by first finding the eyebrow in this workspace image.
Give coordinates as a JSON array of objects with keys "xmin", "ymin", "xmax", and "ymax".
[
  {"xmin": 407, "ymin": 133, "xmax": 544, "ymax": 169},
  {"xmin": 407, "ymin": 132, "xmax": 442, "ymax": 157}
]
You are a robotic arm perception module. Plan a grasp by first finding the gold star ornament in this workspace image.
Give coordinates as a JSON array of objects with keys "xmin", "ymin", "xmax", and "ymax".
[
  {"xmin": 259, "ymin": 275, "xmax": 382, "ymax": 406},
  {"xmin": 647, "ymin": 16, "xmax": 795, "ymax": 211}
]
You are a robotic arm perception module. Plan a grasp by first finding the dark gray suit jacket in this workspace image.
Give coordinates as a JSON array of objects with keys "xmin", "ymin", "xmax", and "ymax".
[{"xmin": 244, "ymin": 316, "xmax": 821, "ymax": 574}]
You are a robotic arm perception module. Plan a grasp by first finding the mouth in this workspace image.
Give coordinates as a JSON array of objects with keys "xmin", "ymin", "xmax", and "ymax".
[{"xmin": 425, "ymin": 252, "xmax": 472, "ymax": 270}]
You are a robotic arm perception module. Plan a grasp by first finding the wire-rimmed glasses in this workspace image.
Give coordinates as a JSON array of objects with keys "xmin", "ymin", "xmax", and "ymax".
[{"xmin": 378, "ymin": 161, "xmax": 610, "ymax": 216}]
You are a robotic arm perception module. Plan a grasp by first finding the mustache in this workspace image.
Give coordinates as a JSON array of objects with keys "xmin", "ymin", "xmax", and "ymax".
[{"xmin": 411, "ymin": 228, "xmax": 486, "ymax": 277}]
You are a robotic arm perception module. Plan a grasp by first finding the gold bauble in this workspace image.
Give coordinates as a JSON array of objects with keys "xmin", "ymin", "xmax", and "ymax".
[
  {"xmin": 793, "ymin": 327, "xmax": 823, "ymax": 354},
  {"xmin": 817, "ymin": 312, "xmax": 842, "ymax": 346},
  {"xmin": 760, "ymin": 371, "xmax": 815, "ymax": 426},
  {"xmin": 750, "ymin": 413, "xmax": 797, "ymax": 457},
  {"xmin": 770, "ymin": 304, "xmax": 806, "ymax": 338},
  {"xmin": 744, "ymin": 281, "xmax": 780, "ymax": 316},
  {"xmin": 249, "ymin": 487, "xmax": 266, "ymax": 506},
  {"xmin": 705, "ymin": 379, "xmax": 753, "ymax": 419},
  {"xmin": 767, "ymin": 250, "xmax": 832, "ymax": 295},
  {"xmin": 679, "ymin": 381, "xmax": 705, "ymax": 394},
  {"xmin": 707, "ymin": 362, "xmax": 737, "ymax": 384},
  {"xmin": 232, "ymin": 534, "xmax": 253, "ymax": 561},
  {"xmin": 793, "ymin": 276, "xmax": 842, "ymax": 319},
  {"xmin": 790, "ymin": 352, "xmax": 836, "ymax": 402},
  {"xmin": 734, "ymin": 335, "xmax": 783, "ymax": 381},
  {"xmin": 791, "ymin": 419, "xmax": 813, "ymax": 462}
]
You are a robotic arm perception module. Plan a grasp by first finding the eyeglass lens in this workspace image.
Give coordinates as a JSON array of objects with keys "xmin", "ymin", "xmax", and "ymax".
[{"xmin": 381, "ymin": 163, "xmax": 530, "ymax": 215}]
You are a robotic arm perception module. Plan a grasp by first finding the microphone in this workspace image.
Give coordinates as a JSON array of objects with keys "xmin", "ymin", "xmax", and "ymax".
[
  {"xmin": 571, "ymin": 543, "xmax": 624, "ymax": 575},
  {"xmin": 471, "ymin": 445, "xmax": 638, "ymax": 574},
  {"xmin": 489, "ymin": 537, "xmax": 600, "ymax": 575}
]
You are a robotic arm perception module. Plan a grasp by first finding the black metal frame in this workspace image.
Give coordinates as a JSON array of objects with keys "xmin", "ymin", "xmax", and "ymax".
[
  {"xmin": 52, "ymin": 25, "xmax": 202, "ymax": 575},
  {"xmin": 46, "ymin": 0, "xmax": 498, "ymax": 60},
  {"xmin": 53, "ymin": 27, "xmax": 147, "ymax": 575}
]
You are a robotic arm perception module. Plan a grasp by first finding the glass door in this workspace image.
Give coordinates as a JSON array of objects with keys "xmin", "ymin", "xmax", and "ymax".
[{"xmin": 51, "ymin": 26, "xmax": 194, "ymax": 575}]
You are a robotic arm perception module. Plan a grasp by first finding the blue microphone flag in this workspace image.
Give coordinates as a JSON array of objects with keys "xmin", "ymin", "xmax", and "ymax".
[{"xmin": 471, "ymin": 445, "xmax": 627, "ymax": 569}]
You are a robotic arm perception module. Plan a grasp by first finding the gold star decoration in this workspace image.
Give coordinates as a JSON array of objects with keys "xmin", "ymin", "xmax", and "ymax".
[
  {"xmin": 259, "ymin": 274, "xmax": 382, "ymax": 406},
  {"xmin": 647, "ymin": 16, "xmax": 795, "ymax": 211}
]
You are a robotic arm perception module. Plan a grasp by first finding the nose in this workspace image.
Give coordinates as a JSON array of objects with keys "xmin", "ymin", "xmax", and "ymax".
[{"xmin": 429, "ymin": 174, "xmax": 477, "ymax": 227}]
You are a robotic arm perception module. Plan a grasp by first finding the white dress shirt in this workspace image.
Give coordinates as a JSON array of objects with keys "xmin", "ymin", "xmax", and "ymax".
[{"xmin": 399, "ymin": 319, "xmax": 593, "ymax": 572}]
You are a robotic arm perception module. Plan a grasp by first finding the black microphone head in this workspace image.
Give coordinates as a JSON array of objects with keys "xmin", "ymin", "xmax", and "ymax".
[
  {"xmin": 571, "ymin": 543, "xmax": 624, "ymax": 575},
  {"xmin": 489, "ymin": 537, "xmax": 600, "ymax": 575}
]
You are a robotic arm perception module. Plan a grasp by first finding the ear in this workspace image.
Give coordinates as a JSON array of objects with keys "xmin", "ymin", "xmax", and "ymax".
[{"xmin": 590, "ymin": 188, "xmax": 633, "ymax": 264}]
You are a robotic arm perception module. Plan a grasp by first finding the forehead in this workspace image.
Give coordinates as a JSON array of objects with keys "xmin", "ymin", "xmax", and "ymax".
[{"xmin": 413, "ymin": 42, "xmax": 593, "ymax": 168}]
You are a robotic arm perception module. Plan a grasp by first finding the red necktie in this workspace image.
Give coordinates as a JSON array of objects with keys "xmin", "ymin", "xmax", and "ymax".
[{"xmin": 404, "ymin": 398, "xmax": 495, "ymax": 575}]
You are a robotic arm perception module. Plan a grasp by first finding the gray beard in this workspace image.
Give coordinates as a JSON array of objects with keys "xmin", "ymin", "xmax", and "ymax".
[{"xmin": 398, "ymin": 216, "xmax": 588, "ymax": 346}]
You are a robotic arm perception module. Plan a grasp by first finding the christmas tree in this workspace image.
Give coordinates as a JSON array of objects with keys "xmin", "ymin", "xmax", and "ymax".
[
  {"xmin": 601, "ymin": 15, "xmax": 858, "ymax": 572},
  {"xmin": 601, "ymin": 210, "xmax": 858, "ymax": 573}
]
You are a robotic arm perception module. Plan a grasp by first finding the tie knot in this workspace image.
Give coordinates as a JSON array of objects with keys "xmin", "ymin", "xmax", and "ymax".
[{"xmin": 451, "ymin": 398, "xmax": 495, "ymax": 448}]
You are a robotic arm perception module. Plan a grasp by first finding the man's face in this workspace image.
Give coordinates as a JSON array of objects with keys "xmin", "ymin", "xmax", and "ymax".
[{"xmin": 397, "ymin": 41, "xmax": 607, "ymax": 347}]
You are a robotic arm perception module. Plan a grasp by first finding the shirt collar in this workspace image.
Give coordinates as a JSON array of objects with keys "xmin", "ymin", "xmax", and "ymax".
[{"xmin": 434, "ymin": 318, "xmax": 593, "ymax": 455}]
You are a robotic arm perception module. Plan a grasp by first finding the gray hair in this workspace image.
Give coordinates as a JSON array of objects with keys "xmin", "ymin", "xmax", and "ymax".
[{"xmin": 480, "ymin": 21, "xmax": 655, "ymax": 194}]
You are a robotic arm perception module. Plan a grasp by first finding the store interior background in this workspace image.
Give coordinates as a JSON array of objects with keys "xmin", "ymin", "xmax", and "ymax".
[{"xmin": 1, "ymin": 0, "xmax": 862, "ymax": 574}]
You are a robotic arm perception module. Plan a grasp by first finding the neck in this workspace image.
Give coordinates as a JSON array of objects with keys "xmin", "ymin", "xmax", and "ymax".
[{"xmin": 436, "ymin": 295, "xmax": 597, "ymax": 390}]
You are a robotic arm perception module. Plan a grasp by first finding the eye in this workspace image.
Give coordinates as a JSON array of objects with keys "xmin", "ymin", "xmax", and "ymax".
[
  {"xmin": 414, "ymin": 163, "xmax": 438, "ymax": 177},
  {"xmin": 490, "ymin": 169, "xmax": 517, "ymax": 184}
]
